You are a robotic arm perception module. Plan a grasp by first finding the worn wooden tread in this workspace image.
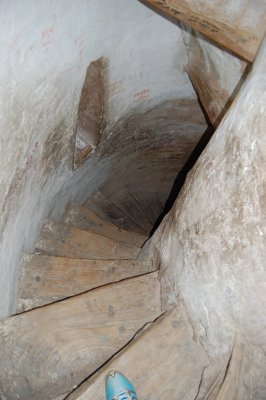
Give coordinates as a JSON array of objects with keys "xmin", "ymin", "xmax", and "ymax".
[
  {"xmin": 67, "ymin": 305, "xmax": 209, "ymax": 400},
  {"xmin": 130, "ymin": 191, "xmax": 164, "ymax": 226},
  {"xmin": 17, "ymin": 255, "xmax": 155, "ymax": 311},
  {"xmin": 62, "ymin": 203, "xmax": 147, "ymax": 247},
  {"xmin": 108, "ymin": 189, "xmax": 154, "ymax": 234},
  {"xmin": 139, "ymin": 0, "xmax": 261, "ymax": 62},
  {"xmin": 85, "ymin": 190, "xmax": 146, "ymax": 234},
  {"xmin": 0, "ymin": 272, "xmax": 161, "ymax": 400},
  {"xmin": 35, "ymin": 220, "xmax": 140, "ymax": 260}
]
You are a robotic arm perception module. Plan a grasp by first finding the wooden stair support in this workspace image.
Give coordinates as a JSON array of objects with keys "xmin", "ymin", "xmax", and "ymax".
[
  {"xmin": 35, "ymin": 220, "xmax": 140, "ymax": 260},
  {"xmin": 139, "ymin": 0, "xmax": 261, "ymax": 62},
  {"xmin": 17, "ymin": 255, "xmax": 155, "ymax": 311},
  {"xmin": 67, "ymin": 305, "xmax": 209, "ymax": 400},
  {"xmin": 85, "ymin": 190, "xmax": 146, "ymax": 234},
  {"xmin": 62, "ymin": 203, "xmax": 147, "ymax": 247},
  {"xmin": 0, "ymin": 272, "xmax": 161, "ymax": 400}
]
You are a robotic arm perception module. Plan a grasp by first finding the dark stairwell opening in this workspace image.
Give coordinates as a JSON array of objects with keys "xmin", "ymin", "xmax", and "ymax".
[{"xmin": 83, "ymin": 96, "xmax": 212, "ymax": 239}]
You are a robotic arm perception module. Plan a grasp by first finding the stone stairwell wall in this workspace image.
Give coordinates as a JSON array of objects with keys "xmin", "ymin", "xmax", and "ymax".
[{"xmin": 149, "ymin": 37, "xmax": 266, "ymax": 395}]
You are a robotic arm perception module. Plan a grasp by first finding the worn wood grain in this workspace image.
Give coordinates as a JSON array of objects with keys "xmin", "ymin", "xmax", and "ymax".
[
  {"xmin": 85, "ymin": 190, "xmax": 146, "ymax": 234},
  {"xmin": 17, "ymin": 255, "xmax": 155, "ymax": 311},
  {"xmin": 130, "ymin": 191, "xmax": 164, "ymax": 226},
  {"xmin": 0, "ymin": 272, "xmax": 161, "ymax": 400},
  {"xmin": 62, "ymin": 203, "xmax": 147, "ymax": 247},
  {"xmin": 35, "ymin": 220, "xmax": 140, "ymax": 260},
  {"xmin": 52, "ymin": 394, "xmax": 69, "ymax": 400},
  {"xmin": 67, "ymin": 305, "xmax": 209, "ymax": 400},
  {"xmin": 139, "ymin": 0, "xmax": 261, "ymax": 62},
  {"xmin": 74, "ymin": 57, "xmax": 105, "ymax": 168},
  {"xmin": 108, "ymin": 189, "xmax": 154, "ymax": 234}
]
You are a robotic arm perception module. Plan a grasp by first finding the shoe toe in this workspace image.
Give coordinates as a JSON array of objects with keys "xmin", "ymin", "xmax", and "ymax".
[{"xmin": 105, "ymin": 370, "xmax": 136, "ymax": 400}]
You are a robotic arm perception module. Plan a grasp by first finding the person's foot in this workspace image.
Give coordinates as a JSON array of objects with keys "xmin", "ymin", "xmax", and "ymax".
[{"xmin": 105, "ymin": 370, "xmax": 138, "ymax": 400}]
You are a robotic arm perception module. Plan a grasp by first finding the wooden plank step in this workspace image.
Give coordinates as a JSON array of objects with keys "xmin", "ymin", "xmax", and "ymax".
[
  {"xmin": 0, "ymin": 272, "xmax": 161, "ymax": 400},
  {"xmin": 66, "ymin": 305, "xmax": 209, "ymax": 400},
  {"xmin": 35, "ymin": 220, "xmax": 140, "ymax": 260},
  {"xmin": 131, "ymin": 191, "xmax": 164, "ymax": 226},
  {"xmin": 62, "ymin": 203, "xmax": 147, "ymax": 247},
  {"xmin": 17, "ymin": 255, "xmax": 155, "ymax": 312},
  {"xmin": 108, "ymin": 189, "xmax": 154, "ymax": 234},
  {"xmin": 85, "ymin": 190, "xmax": 146, "ymax": 234}
]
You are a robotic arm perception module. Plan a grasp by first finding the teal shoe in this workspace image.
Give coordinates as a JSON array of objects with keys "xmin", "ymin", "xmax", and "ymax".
[{"xmin": 105, "ymin": 370, "xmax": 138, "ymax": 400}]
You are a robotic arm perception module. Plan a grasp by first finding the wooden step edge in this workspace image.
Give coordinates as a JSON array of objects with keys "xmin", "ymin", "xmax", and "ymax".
[
  {"xmin": 35, "ymin": 220, "xmax": 141, "ymax": 260},
  {"xmin": 65, "ymin": 305, "xmax": 210, "ymax": 400},
  {"xmin": 37, "ymin": 220, "xmax": 142, "ymax": 250},
  {"xmin": 15, "ymin": 270, "xmax": 160, "ymax": 316},
  {"xmin": 62, "ymin": 203, "xmax": 148, "ymax": 247},
  {"xmin": 1, "ymin": 272, "xmax": 162, "ymax": 400},
  {"xmin": 129, "ymin": 192, "xmax": 160, "ymax": 226},
  {"xmin": 17, "ymin": 255, "xmax": 156, "ymax": 312},
  {"xmin": 108, "ymin": 201, "xmax": 152, "ymax": 235},
  {"xmin": 52, "ymin": 393, "xmax": 70, "ymax": 400},
  {"xmin": 85, "ymin": 194, "xmax": 148, "ymax": 235},
  {"xmin": 127, "ymin": 192, "xmax": 154, "ymax": 230},
  {"xmin": 16, "ymin": 269, "xmax": 160, "ymax": 315},
  {"xmin": 65, "ymin": 310, "xmax": 171, "ymax": 400},
  {"xmin": 47, "ymin": 313, "xmax": 167, "ymax": 400}
]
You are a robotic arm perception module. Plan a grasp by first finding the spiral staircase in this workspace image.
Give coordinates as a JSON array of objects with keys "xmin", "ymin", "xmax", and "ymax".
[
  {"xmin": 0, "ymin": 1, "xmax": 265, "ymax": 399},
  {"xmin": 0, "ymin": 189, "xmax": 208, "ymax": 400}
]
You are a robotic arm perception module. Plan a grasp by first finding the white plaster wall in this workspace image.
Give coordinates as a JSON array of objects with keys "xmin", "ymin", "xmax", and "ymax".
[
  {"xmin": 182, "ymin": 28, "xmax": 248, "ymax": 126},
  {"xmin": 184, "ymin": 31, "xmax": 246, "ymax": 96},
  {"xmin": 0, "ymin": 0, "xmax": 193, "ymax": 318}
]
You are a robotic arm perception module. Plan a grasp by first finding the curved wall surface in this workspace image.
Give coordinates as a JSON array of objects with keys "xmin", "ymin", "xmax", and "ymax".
[{"xmin": 0, "ymin": 0, "xmax": 203, "ymax": 317}]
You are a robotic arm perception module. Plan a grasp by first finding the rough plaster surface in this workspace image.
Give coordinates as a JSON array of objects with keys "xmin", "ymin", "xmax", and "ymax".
[
  {"xmin": 0, "ymin": 0, "xmax": 197, "ymax": 317},
  {"xmin": 148, "ymin": 38, "xmax": 266, "ymax": 396},
  {"xmin": 184, "ymin": 29, "xmax": 248, "ymax": 126}
]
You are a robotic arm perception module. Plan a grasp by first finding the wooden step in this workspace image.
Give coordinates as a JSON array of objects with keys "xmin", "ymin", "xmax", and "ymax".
[
  {"xmin": 62, "ymin": 203, "xmax": 147, "ymax": 247},
  {"xmin": 35, "ymin": 220, "xmax": 140, "ymax": 260},
  {"xmin": 85, "ymin": 190, "xmax": 146, "ymax": 234},
  {"xmin": 108, "ymin": 189, "xmax": 154, "ymax": 234},
  {"xmin": 130, "ymin": 191, "xmax": 164, "ymax": 226},
  {"xmin": 66, "ymin": 305, "xmax": 209, "ymax": 400},
  {"xmin": 0, "ymin": 272, "xmax": 161, "ymax": 400},
  {"xmin": 17, "ymin": 255, "xmax": 155, "ymax": 312}
]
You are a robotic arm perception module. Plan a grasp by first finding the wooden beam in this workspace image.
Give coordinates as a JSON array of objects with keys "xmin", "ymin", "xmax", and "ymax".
[{"xmin": 139, "ymin": 0, "xmax": 260, "ymax": 62}]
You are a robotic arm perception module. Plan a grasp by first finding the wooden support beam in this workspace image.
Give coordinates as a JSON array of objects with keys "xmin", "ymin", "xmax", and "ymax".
[{"xmin": 139, "ymin": 0, "xmax": 261, "ymax": 62}]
